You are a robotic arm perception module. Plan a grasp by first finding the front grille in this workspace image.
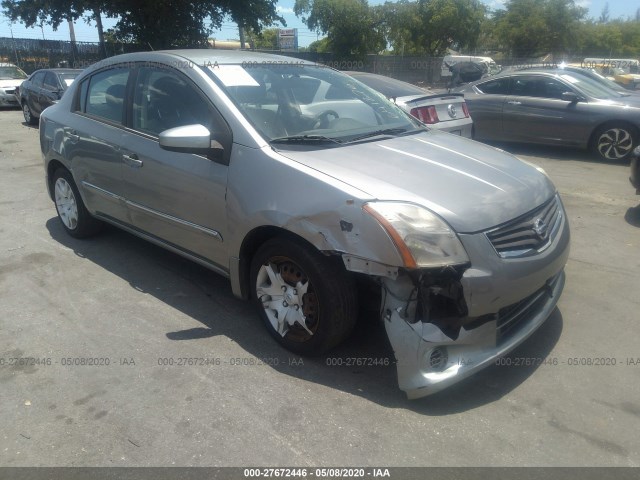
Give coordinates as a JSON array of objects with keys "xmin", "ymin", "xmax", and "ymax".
[
  {"xmin": 486, "ymin": 195, "xmax": 562, "ymax": 258},
  {"xmin": 496, "ymin": 273, "xmax": 560, "ymax": 342}
]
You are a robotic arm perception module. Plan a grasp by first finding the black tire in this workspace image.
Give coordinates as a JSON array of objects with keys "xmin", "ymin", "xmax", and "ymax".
[
  {"xmin": 22, "ymin": 101, "xmax": 37, "ymax": 126},
  {"xmin": 250, "ymin": 236, "xmax": 358, "ymax": 356},
  {"xmin": 52, "ymin": 168, "xmax": 103, "ymax": 238},
  {"xmin": 592, "ymin": 124, "xmax": 637, "ymax": 162}
]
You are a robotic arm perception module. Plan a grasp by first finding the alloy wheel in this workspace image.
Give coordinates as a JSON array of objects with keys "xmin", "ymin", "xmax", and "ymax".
[{"xmin": 596, "ymin": 128, "xmax": 633, "ymax": 161}]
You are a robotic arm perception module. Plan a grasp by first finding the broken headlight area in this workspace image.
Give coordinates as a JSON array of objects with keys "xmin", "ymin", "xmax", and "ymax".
[{"xmin": 381, "ymin": 265, "xmax": 474, "ymax": 340}]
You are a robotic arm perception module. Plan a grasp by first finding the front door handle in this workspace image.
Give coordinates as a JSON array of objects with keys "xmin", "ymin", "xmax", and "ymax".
[
  {"xmin": 123, "ymin": 153, "xmax": 143, "ymax": 168},
  {"xmin": 64, "ymin": 128, "xmax": 79, "ymax": 143},
  {"xmin": 507, "ymin": 101, "xmax": 522, "ymax": 105}
]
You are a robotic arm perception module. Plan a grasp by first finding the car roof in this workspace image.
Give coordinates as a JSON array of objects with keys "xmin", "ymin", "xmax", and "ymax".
[
  {"xmin": 157, "ymin": 49, "xmax": 317, "ymax": 66},
  {"xmin": 31, "ymin": 68, "xmax": 83, "ymax": 74}
]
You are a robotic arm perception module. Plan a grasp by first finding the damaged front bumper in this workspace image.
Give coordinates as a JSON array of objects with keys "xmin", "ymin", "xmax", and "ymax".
[{"xmin": 380, "ymin": 207, "xmax": 570, "ymax": 399}]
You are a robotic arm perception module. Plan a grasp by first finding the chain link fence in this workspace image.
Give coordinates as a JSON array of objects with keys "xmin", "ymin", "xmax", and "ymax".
[{"xmin": 1, "ymin": 36, "xmax": 546, "ymax": 88}]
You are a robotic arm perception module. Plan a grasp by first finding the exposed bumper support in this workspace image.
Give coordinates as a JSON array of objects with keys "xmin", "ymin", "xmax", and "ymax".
[{"xmin": 383, "ymin": 270, "xmax": 565, "ymax": 399}]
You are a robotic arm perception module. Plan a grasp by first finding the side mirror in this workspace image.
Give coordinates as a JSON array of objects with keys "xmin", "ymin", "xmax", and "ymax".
[
  {"xmin": 159, "ymin": 124, "xmax": 226, "ymax": 163},
  {"xmin": 159, "ymin": 124, "xmax": 212, "ymax": 150},
  {"xmin": 561, "ymin": 92, "xmax": 580, "ymax": 103}
]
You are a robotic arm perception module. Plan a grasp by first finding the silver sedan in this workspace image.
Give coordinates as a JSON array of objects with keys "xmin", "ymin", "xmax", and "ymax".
[{"xmin": 40, "ymin": 50, "xmax": 569, "ymax": 398}]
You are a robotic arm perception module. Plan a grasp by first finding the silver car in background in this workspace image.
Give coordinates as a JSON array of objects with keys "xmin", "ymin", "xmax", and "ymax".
[
  {"xmin": 0, "ymin": 63, "xmax": 28, "ymax": 107},
  {"xmin": 40, "ymin": 50, "xmax": 569, "ymax": 399},
  {"xmin": 455, "ymin": 69, "xmax": 640, "ymax": 162},
  {"xmin": 346, "ymin": 71, "xmax": 473, "ymax": 138}
]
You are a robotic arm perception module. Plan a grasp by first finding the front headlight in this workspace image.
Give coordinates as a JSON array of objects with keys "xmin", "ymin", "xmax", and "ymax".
[{"xmin": 363, "ymin": 202, "xmax": 469, "ymax": 268}]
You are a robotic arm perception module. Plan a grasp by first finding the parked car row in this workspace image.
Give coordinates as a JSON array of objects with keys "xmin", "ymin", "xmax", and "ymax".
[
  {"xmin": 5, "ymin": 49, "xmax": 637, "ymax": 398},
  {"xmin": 19, "ymin": 68, "xmax": 81, "ymax": 125}
]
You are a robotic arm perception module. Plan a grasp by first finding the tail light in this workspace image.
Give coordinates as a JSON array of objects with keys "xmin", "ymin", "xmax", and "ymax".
[
  {"xmin": 410, "ymin": 105, "xmax": 439, "ymax": 124},
  {"xmin": 462, "ymin": 102, "xmax": 470, "ymax": 118}
]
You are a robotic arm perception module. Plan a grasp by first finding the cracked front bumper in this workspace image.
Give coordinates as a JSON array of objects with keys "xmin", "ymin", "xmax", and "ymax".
[{"xmin": 383, "ymin": 203, "xmax": 570, "ymax": 399}]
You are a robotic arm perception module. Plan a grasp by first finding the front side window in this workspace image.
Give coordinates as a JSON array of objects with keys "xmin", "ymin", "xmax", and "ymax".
[
  {"xmin": 475, "ymin": 77, "xmax": 510, "ymax": 95},
  {"xmin": 84, "ymin": 68, "xmax": 130, "ymax": 124},
  {"xmin": 43, "ymin": 72, "xmax": 59, "ymax": 91},
  {"xmin": 132, "ymin": 67, "xmax": 213, "ymax": 136}
]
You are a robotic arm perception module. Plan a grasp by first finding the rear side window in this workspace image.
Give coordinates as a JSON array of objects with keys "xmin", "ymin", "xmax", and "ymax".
[
  {"xmin": 476, "ymin": 77, "xmax": 510, "ymax": 94},
  {"xmin": 82, "ymin": 68, "xmax": 130, "ymax": 124}
]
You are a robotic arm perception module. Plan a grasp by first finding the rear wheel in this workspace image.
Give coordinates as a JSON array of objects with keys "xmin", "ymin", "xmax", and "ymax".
[
  {"xmin": 22, "ymin": 102, "xmax": 37, "ymax": 125},
  {"xmin": 53, "ymin": 168, "xmax": 103, "ymax": 238},
  {"xmin": 592, "ymin": 124, "xmax": 637, "ymax": 162},
  {"xmin": 250, "ymin": 236, "xmax": 357, "ymax": 356}
]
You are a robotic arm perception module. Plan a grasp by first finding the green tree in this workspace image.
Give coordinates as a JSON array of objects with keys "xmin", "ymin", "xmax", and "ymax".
[
  {"xmin": 245, "ymin": 27, "xmax": 279, "ymax": 50},
  {"xmin": 376, "ymin": 0, "xmax": 486, "ymax": 56},
  {"xmin": 294, "ymin": 0, "xmax": 386, "ymax": 59},
  {"xmin": 2, "ymin": 0, "xmax": 285, "ymax": 50},
  {"xmin": 494, "ymin": 0, "xmax": 586, "ymax": 58},
  {"xmin": 3, "ymin": 0, "xmax": 111, "ymax": 56}
]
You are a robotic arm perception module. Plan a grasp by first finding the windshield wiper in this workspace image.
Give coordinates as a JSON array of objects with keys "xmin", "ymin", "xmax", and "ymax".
[
  {"xmin": 348, "ymin": 127, "xmax": 410, "ymax": 142},
  {"xmin": 271, "ymin": 134, "xmax": 342, "ymax": 144}
]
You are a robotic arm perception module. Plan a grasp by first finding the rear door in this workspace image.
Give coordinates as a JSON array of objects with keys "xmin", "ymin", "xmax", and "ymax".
[
  {"xmin": 26, "ymin": 71, "xmax": 45, "ymax": 114},
  {"xmin": 67, "ymin": 66, "xmax": 131, "ymax": 223}
]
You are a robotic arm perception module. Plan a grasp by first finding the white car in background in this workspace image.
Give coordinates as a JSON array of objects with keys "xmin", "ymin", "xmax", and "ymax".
[
  {"xmin": 346, "ymin": 71, "xmax": 473, "ymax": 138},
  {"xmin": 0, "ymin": 63, "xmax": 28, "ymax": 108}
]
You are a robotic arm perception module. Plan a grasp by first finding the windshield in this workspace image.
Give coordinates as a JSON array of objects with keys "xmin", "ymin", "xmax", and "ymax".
[
  {"xmin": 205, "ymin": 63, "xmax": 422, "ymax": 143},
  {"xmin": 567, "ymin": 68, "xmax": 625, "ymax": 92},
  {"xmin": 60, "ymin": 72, "xmax": 79, "ymax": 87},
  {"xmin": 0, "ymin": 66, "xmax": 27, "ymax": 80},
  {"xmin": 559, "ymin": 73, "xmax": 626, "ymax": 100},
  {"xmin": 349, "ymin": 73, "xmax": 427, "ymax": 98}
]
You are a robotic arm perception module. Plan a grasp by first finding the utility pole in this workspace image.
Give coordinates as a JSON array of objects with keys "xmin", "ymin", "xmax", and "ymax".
[
  {"xmin": 9, "ymin": 23, "xmax": 20, "ymax": 66},
  {"xmin": 67, "ymin": 18, "xmax": 78, "ymax": 66}
]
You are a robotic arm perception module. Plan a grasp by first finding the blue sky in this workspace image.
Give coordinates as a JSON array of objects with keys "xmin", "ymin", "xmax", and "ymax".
[{"xmin": 0, "ymin": 0, "xmax": 633, "ymax": 47}]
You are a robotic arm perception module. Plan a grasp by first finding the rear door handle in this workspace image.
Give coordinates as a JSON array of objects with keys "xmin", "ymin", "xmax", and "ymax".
[
  {"xmin": 123, "ymin": 153, "xmax": 143, "ymax": 168},
  {"xmin": 507, "ymin": 101, "xmax": 522, "ymax": 105}
]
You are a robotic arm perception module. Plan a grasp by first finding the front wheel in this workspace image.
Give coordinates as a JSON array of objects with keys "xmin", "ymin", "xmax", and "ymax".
[
  {"xmin": 53, "ymin": 168, "xmax": 103, "ymax": 238},
  {"xmin": 250, "ymin": 236, "xmax": 357, "ymax": 356},
  {"xmin": 593, "ymin": 125, "xmax": 637, "ymax": 162}
]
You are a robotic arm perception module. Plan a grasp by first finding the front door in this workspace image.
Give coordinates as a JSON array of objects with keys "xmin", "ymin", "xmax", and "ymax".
[{"xmin": 121, "ymin": 65, "xmax": 231, "ymax": 269}]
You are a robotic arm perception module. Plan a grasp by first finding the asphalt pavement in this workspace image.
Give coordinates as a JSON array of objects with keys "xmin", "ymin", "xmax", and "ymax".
[{"xmin": 1, "ymin": 109, "xmax": 639, "ymax": 467}]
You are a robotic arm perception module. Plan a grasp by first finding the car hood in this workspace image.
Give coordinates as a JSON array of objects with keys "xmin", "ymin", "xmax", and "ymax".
[
  {"xmin": 275, "ymin": 130, "xmax": 556, "ymax": 233},
  {"xmin": 0, "ymin": 79, "xmax": 22, "ymax": 88}
]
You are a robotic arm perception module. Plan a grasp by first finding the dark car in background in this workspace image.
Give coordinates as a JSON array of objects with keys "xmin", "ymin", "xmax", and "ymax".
[
  {"xmin": 455, "ymin": 69, "xmax": 640, "ymax": 162},
  {"xmin": 19, "ymin": 68, "xmax": 82, "ymax": 125},
  {"xmin": 345, "ymin": 71, "xmax": 473, "ymax": 137}
]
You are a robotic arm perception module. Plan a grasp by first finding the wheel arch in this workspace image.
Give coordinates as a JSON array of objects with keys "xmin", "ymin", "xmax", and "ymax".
[
  {"xmin": 235, "ymin": 225, "xmax": 342, "ymax": 300},
  {"xmin": 46, "ymin": 159, "xmax": 67, "ymax": 200}
]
